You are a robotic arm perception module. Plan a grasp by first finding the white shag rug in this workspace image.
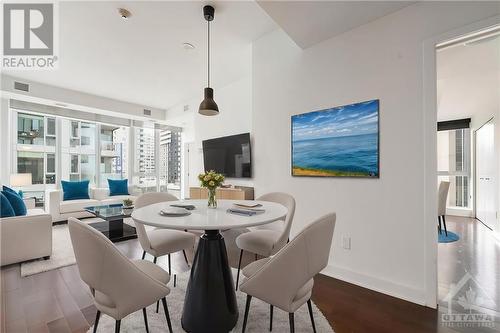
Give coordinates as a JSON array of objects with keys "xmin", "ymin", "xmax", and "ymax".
[
  {"xmin": 20, "ymin": 218, "xmax": 120, "ymax": 277},
  {"xmin": 21, "ymin": 224, "xmax": 77, "ymax": 277},
  {"xmin": 87, "ymin": 270, "xmax": 334, "ymax": 333}
]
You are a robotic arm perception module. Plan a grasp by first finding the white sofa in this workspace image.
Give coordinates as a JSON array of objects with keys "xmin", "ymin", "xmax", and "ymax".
[
  {"xmin": 0, "ymin": 208, "xmax": 52, "ymax": 266},
  {"xmin": 46, "ymin": 185, "xmax": 141, "ymax": 222}
]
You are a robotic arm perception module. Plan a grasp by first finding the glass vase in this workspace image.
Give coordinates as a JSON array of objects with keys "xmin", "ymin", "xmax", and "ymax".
[{"xmin": 207, "ymin": 187, "xmax": 217, "ymax": 208}]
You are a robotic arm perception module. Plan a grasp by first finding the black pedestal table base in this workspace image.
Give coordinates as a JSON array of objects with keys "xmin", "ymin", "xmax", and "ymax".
[{"xmin": 181, "ymin": 230, "xmax": 238, "ymax": 332}]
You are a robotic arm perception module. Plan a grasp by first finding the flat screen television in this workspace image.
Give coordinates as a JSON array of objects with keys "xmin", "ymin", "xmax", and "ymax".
[{"xmin": 202, "ymin": 133, "xmax": 252, "ymax": 178}]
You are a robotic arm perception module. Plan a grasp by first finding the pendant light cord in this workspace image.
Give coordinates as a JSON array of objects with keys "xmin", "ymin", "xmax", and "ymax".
[{"xmin": 207, "ymin": 20, "xmax": 210, "ymax": 88}]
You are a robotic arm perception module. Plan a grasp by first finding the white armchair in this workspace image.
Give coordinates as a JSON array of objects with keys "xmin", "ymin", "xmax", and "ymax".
[{"xmin": 0, "ymin": 208, "xmax": 52, "ymax": 266}]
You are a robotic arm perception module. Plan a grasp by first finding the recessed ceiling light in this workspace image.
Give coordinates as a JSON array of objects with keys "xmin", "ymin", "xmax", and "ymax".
[
  {"xmin": 118, "ymin": 8, "xmax": 131, "ymax": 20},
  {"xmin": 182, "ymin": 43, "xmax": 195, "ymax": 50}
]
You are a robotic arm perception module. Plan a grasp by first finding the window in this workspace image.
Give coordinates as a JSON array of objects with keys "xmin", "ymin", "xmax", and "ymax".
[
  {"xmin": 437, "ymin": 128, "xmax": 471, "ymax": 208},
  {"xmin": 100, "ymin": 126, "xmax": 129, "ymax": 185},
  {"xmin": 17, "ymin": 151, "xmax": 44, "ymax": 184},
  {"xmin": 133, "ymin": 127, "xmax": 156, "ymax": 192},
  {"xmin": 18, "ymin": 113, "xmax": 44, "ymax": 145},
  {"xmin": 46, "ymin": 153, "xmax": 56, "ymax": 184},
  {"xmin": 159, "ymin": 130, "xmax": 182, "ymax": 192}
]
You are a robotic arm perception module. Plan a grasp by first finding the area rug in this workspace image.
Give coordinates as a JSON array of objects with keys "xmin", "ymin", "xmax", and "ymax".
[
  {"xmin": 20, "ymin": 224, "xmax": 77, "ymax": 277},
  {"xmin": 88, "ymin": 271, "xmax": 334, "ymax": 333},
  {"xmin": 438, "ymin": 230, "xmax": 460, "ymax": 243}
]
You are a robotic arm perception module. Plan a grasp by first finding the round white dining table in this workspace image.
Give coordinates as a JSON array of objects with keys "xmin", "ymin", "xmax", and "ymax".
[{"xmin": 131, "ymin": 199, "xmax": 287, "ymax": 333}]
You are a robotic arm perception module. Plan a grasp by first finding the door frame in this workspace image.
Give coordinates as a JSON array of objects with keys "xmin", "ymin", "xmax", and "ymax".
[
  {"xmin": 423, "ymin": 15, "xmax": 500, "ymax": 309},
  {"xmin": 474, "ymin": 117, "xmax": 495, "ymax": 230}
]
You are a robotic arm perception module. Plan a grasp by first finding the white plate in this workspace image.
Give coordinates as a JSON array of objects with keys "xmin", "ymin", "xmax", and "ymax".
[{"xmin": 159, "ymin": 207, "xmax": 191, "ymax": 217}]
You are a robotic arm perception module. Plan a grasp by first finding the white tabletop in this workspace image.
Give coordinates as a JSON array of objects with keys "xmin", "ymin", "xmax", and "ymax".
[{"xmin": 131, "ymin": 199, "xmax": 288, "ymax": 231}]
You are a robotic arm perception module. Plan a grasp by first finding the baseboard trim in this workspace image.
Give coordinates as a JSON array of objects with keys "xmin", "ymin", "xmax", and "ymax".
[{"xmin": 321, "ymin": 264, "xmax": 427, "ymax": 307}]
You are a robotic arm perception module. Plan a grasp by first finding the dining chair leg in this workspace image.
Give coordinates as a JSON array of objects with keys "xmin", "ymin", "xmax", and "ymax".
[
  {"xmin": 142, "ymin": 308, "xmax": 149, "ymax": 333},
  {"xmin": 438, "ymin": 216, "xmax": 442, "ymax": 234},
  {"xmin": 114, "ymin": 320, "xmax": 121, "ymax": 333},
  {"xmin": 182, "ymin": 249, "xmax": 189, "ymax": 266},
  {"xmin": 242, "ymin": 295, "xmax": 252, "ymax": 333},
  {"xmin": 156, "ymin": 300, "xmax": 159, "ymax": 313},
  {"xmin": 442, "ymin": 215, "xmax": 448, "ymax": 237},
  {"xmin": 161, "ymin": 297, "xmax": 173, "ymax": 333},
  {"xmin": 153, "ymin": 257, "xmax": 157, "ymax": 264},
  {"xmin": 93, "ymin": 310, "xmax": 100, "ymax": 333},
  {"xmin": 236, "ymin": 249, "xmax": 243, "ymax": 291},
  {"xmin": 289, "ymin": 313, "xmax": 295, "ymax": 333},
  {"xmin": 269, "ymin": 304, "xmax": 273, "ymax": 331},
  {"xmin": 142, "ymin": 251, "xmax": 146, "ymax": 260},
  {"xmin": 174, "ymin": 274, "xmax": 177, "ymax": 288},
  {"xmin": 307, "ymin": 299, "xmax": 317, "ymax": 333},
  {"xmin": 255, "ymin": 253, "xmax": 258, "ymax": 261}
]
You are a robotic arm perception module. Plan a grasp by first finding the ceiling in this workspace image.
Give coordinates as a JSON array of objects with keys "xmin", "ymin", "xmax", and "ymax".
[
  {"xmin": 437, "ymin": 34, "xmax": 500, "ymax": 122},
  {"xmin": 4, "ymin": 1, "xmax": 277, "ymax": 110},
  {"xmin": 257, "ymin": 1, "xmax": 414, "ymax": 48},
  {"xmin": 4, "ymin": 1, "xmax": 422, "ymax": 112}
]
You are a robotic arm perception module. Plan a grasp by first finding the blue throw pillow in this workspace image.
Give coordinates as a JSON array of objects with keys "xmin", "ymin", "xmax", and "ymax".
[
  {"xmin": 2, "ymin": 185, "xmax": 20, "ymax": 197},
  {"xmin": 0, "ymin": 192, "xmax": 15, "ymax": 218},
  {"xmin": 61, "ymin": 180, "xmax": 90, "ymax": 201},
  {"xmin": 2, "ymin": 190, "xmax": 27, "ymax": 216},
  {"xmin": 108, "ymin": 179, "xmax": 129, "ymax": 196}
]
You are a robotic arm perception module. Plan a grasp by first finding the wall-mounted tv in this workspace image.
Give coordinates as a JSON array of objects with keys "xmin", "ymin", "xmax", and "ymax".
[
  {"xmin": 202, "ymin": 133, "xmax": 252, "ymax": 178},
  {"xmin": 291, "ymin": 99, "xmax": 379, "ymax": 178}
]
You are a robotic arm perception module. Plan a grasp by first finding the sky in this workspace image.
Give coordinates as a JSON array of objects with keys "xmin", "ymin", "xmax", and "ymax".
[{"xmin": 292, "ymin": 99, "xmax": 379, "ymax": 141}]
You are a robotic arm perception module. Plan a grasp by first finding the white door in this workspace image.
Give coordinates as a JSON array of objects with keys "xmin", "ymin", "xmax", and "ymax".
[{"xmin": 476, "ymin": 120, "xmax": 497, "ymax": 230}]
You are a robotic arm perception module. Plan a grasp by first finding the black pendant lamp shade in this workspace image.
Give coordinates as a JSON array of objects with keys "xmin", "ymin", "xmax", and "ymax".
[
  {"xmin": 199, "ymin": 87, "xmax": 219, "ymax": 116},
  {"xmin": 199, "ymin": 5, "xmax": 219, "ymax": 116}
]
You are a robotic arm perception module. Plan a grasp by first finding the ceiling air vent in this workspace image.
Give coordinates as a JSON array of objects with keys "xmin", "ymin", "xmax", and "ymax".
[
  {"xmin": 14, "ymin": 81, "xmax": 29, "ymax": 92},
  {"xmin": 143, "ymin": 109, "xmax": 151, "ymax": 116}
]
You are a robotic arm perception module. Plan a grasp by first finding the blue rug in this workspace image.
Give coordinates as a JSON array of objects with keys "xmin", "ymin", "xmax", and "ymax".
[{"xmin": 438, "ymin": 231, "xmax": 460, "ymax": 243}]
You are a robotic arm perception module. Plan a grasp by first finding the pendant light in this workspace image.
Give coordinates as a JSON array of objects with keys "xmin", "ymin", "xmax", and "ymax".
[{"xmin": 199, "ymin": 5, "xmax": 219, "ymax": 116}]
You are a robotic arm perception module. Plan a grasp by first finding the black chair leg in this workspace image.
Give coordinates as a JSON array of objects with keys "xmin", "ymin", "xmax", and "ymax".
[
  {"xmin": 93, "ymin": 310, "xmax": 101, "ymax": 333},
  {"xmin": 161, "ymin": 297, "xmax": 173, "ymax": 333},
  {"xmin": 269, "ymin": 304, "xmax": 273, "ymax": 331},
  {"xmin": 438, "ymin": 216, "xmax": 442, "ymax": 234},
  {"xmin": 236, "ymin": 249, "xmax": 243, "ymax": 291},
  {"xmin": 182, "ymin": 249, "xmax": 189, "ymax": 266},
  {"xmin": 142, "ymin": 251, "xmax": 146, "ymax": 260},
  {"xmin": 442, "ymin": 215, "xmax": 448, "ymax": 237},
  {"xmin": 242, "ymin": 295, "xmax": 252, "ymax": 333},
  {"xmin": 174, "ymin": 274, "xmax": 177, "ymax": 288},
  {"xmin": 255, "ymin": 253, "xmax": 258, "ymax": 261},
  {"xmin": 156, "ymin": 300, "xmax": 159, "ymax": 313},
  {"xmin": 142, "ymin": 308, "xmax": 149, "ymax": 333},
  {"xmin": 289, "ymin": 313, "xmax": 295, "ymax": 333},
  {"xmin": 307, "ymin": 299, "xmax": 317, "ymax": 333},
  {"xmin": 153, "ymin": 257, "xmax": 157, "ymax": 264},
  {"xmin": 115, "ymin": 320, "xmax": 121, "ymax": 333}
]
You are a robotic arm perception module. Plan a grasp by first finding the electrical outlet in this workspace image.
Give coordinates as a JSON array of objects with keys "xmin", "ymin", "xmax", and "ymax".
[{"xmin": 342, "ymin": 236, "xmax": 351, "ymax": 250}]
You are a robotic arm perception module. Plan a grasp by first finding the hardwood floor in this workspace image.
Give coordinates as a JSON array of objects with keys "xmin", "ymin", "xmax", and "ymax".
[{"xmin": 1, "ymin": 216, "xmax": 499, "ymax": 333}]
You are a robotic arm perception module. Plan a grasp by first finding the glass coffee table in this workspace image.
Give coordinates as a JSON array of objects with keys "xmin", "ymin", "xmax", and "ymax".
[{"xmin": 85, "ymin": 204, "xmax": 137, "ymax": 242}]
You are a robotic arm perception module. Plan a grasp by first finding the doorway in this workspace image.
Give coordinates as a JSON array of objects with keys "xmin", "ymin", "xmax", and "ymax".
[{"xmin": 434, "ymin": 23, "xmax": 500, "ymax": 330}]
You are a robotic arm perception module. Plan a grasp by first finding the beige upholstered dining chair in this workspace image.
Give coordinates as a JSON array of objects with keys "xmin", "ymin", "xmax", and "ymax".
[
  {"xmin": 68, "ymin": 217, "xmax": 173, "ymax": 333},
  {"xmin": 239, "ymin": 213, "xmax": 336, "ymax": 333},
  {"xmin": 235, "ymin": 192, "xmax": 296, "ymax": 290},
  {"xmin": 438, "ymin": 181, "xmax": 451, "ymax": 236},
  {"xmin": 133, "ymin": 192, "xmax": 195, "ymax": 311}
]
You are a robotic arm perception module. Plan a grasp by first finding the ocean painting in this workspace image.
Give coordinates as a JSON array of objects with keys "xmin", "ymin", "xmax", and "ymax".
[{"xmin": 292, "ymin": 100, "xmax": 379, "ymax": 177}]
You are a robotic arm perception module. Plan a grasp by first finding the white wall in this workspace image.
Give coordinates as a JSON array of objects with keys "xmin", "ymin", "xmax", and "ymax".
[
  {"xmin": 251, "ymin": 1, "xmax": 500, "ymax": 306},
  {"xmin": 167, "ymin": 75, "xmax": 253, "ymax": 191}
]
